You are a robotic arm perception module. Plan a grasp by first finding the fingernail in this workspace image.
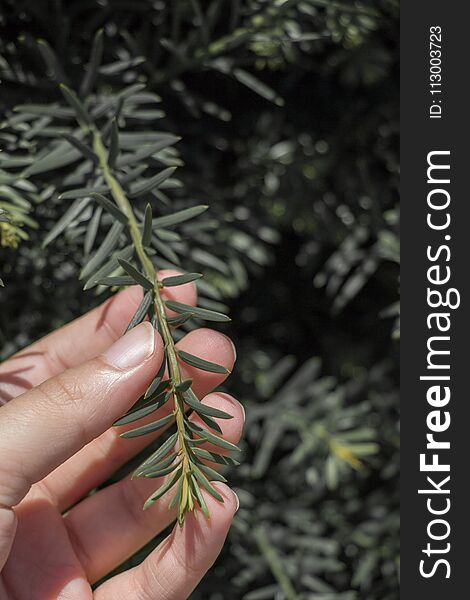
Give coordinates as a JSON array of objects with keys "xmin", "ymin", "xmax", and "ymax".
[
  {"xmin": 214, "ymin": 483, "xmax": 239, "ymax": 512},
  {"xmin": 221, "ymin": 333, "xmax": 237, "ymax": 363},
  {"xmin": 215, "ymin": 393, "xmax": 245, "ymax": 421},
  {"xmin": 238, "ymin": 401, "xmax": 245, "ymax": 422},
  {"xmin": 233, "ymin": 489, "xmax": 240, "ymax": 512},
  {"xmin": 230, "ymin": 339, "xmax": 237, "ymax": 362},
  {"xmin": 104, "ymin": 322, "xmax": 155, "ymax": 369},
  {"xmin": 231, "ymin": 397, "xmax": 245, "ymax": 421},
  {"xmin": 229, "ymin": 395, "xmax": 245, "ymax": 421}
]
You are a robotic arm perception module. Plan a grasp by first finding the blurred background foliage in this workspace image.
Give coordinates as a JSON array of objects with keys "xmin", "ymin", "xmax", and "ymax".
[{"xmin": 0, "ymin": 0, "xmax": 399, "ymax": 598}]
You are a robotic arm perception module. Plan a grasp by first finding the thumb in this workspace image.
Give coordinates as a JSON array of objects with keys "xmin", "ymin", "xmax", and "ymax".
[
  {"xmin": 0, "ymin": 322, "xmax": 163, "ymax": 569},
  {"xmin": 0, "ymin": 322, "xmax": 163, "ymax": 509}
]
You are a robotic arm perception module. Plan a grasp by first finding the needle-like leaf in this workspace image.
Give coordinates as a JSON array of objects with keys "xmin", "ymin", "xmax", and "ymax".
[
  {"xmin": 90, "ymin": 193, "xmax": 128, "ymax": 224},
  {"xmin": 95, "ymin": 276, "xmax": 134, "ymax": 287},
  {"xmin": 60, "ymin": 84, "xmax": 92, "ymax": 128},
  {"xmin": 129, "ymin": 167, "xmax": 176, "ymax": 198},
  {"xmin": 191, "ymin": 464, "xmax": 223, "ymax": 501},
  {"xmin": 167, "ymin": 312, "xmax": 194, "ymax": 327},
  {"xmin": 199, "ymin": 464, "xmax": 227, "ymax": 483},
  {"xmin": 178, "ymin": 350, "xmax": 229, "ymax": 374},
  {"xmin": 161, "ymin": 272, "xmax": 202, "ymax": 287},
  {"xmin": 188, "ymin": 421, "xmax": 241, "ymax": 452},
  {"xmin": 136, "ymin": 432, "xmax": 179, "ymax": 475},
  {"xmin": 153, "ymin": 205, "xmax": 208, "ymax": 228},
  {"xmin": 113, "ymin": 391, "xmax": 172, "ymax": 426},
  {"xmin": 80, "ymin": 29, "xmax": 104, "ymax": 97},
  {"xmin": 143, "ymin": 467, "xmax": 182, "ymax": 509},
  {"xmin": 81, "ymin": 221, "xmax": 124, "ymax": 280},
  {"xmin": 134, "ymin": 452, "xmax": 178, "ymax": 478},
  {"xmin": 61, "ymin": 134, "xmax": 97, "ymax": 164},
  {"xmin": 143, "ymin": 462, "xmax": 180, "ymax": 479},
  {"xmin": 120, "ymin": 413, "xmax": 174, "ymax": 438},
  {"xmin": 142, "ymin": 203, "xmax": 153, "ymax": 247},
  {"xmin": 126, "ymin": 290, "xmax": 154, "ymax": 331},
  {"xmin": 183, "ymin": 388, "xmax": 233, "ymax": 419},
  {"xmin": 118, "ymin": 258, "xmax": 154, "ymax": 289},
  {"xmin": 165, "ymin": 301, "xmax": 230, "ymax": 323}
]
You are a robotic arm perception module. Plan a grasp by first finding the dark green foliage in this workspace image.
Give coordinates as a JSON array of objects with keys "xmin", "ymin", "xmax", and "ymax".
[{"xmin": 0, "ymin": 0, "xmax": 399, "ymax": 597}]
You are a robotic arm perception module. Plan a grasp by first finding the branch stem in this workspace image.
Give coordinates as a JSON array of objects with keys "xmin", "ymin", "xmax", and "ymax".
[{"xmin": 93, "ymin": 130, "xmax": 191, "ymax": 478}]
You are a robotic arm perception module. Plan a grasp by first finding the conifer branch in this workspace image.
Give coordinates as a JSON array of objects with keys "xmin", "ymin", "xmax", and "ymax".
[
  {"xmin": 3, "ymin": 78, "xmax": 239, "ymax": 525},
  {"xmin": 92, "ymin": 131, "xmax": 199, "ymax": 521}
]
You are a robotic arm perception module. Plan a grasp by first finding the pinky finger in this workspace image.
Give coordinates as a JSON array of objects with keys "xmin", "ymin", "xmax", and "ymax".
[{"xmin": 94, "ymin": 483, "xmax": 238, "ymax": 600}]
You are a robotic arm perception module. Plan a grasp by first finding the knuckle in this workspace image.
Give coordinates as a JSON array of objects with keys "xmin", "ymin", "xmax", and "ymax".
[
  {"xmin": 54, "ymin": 373, "xmax": 83, "ymax": 407},
  {"xmin": 35, "ymin": 373, "xmax": 89, "ymax": 443}
]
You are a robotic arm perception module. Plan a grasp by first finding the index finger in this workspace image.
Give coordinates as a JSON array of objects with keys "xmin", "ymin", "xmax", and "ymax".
[{"xmin": 0, "ymin": 270, "xmax": 197, "ymax": 403}]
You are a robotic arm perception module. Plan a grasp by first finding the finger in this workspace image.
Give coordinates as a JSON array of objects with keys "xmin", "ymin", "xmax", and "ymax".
[
  {"xmin": 0, "ymin": 323, "xmax": 163, "ymax": 569},
  {"xmin": 94, "ymin": 483, "xmax": 238, "ymax": 600},
  {"xmin": 63, "ymin": 393, "xmax": 243, "ymax": 583},
  {"xmin": 37, "ymin": 328, "xmax": 235, "ymax": 512},
  {"xmin": 0, "ymin": 270, "xmax": 196, "ymax": 403}
]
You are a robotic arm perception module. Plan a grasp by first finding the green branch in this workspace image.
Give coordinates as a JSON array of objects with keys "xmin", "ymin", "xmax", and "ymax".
[{"xmin": 92, "ymin": 130, "xmax": 193, "ymax": 508}]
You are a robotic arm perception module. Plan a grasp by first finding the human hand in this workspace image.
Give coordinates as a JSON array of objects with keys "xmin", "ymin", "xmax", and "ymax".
[{"xmin": 0, "ymin": 272, "xmax": 242, "ymax": 599}]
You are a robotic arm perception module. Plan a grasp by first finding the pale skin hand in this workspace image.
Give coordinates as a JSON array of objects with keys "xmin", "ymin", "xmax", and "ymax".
[{"xmin": 0, "ymin": 271, "xmax": 242, "ymax": 600}]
